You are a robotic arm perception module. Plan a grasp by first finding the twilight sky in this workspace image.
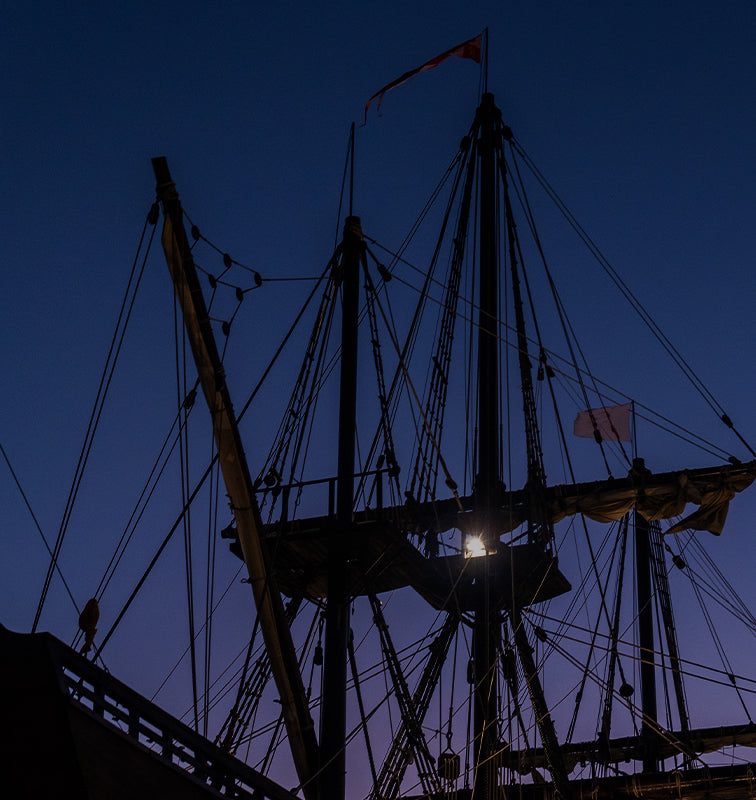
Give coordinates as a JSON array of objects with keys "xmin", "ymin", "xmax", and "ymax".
[{"xmin": 2, "ymin": 1, "xmax": 756, "ymax": 792}]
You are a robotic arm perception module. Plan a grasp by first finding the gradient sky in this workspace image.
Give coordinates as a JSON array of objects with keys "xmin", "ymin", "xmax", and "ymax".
[{"xmin": 2, "ymin": 1, "xmax": 756, "ymax": 792}]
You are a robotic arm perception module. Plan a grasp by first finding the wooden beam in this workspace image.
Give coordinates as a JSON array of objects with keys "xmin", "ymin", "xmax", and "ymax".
[{"xmin": 152, "ymin": 157, "xmax": 318, "ymax": 799}]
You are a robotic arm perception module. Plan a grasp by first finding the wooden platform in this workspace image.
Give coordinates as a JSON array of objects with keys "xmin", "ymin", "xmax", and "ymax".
[
  {"xmin": 223, "ymin": 492, "xmax": 571, "ymax": 608},
  {"xmin": 261, "ymin": 515, "xmax": 571, "ymax": 610}
]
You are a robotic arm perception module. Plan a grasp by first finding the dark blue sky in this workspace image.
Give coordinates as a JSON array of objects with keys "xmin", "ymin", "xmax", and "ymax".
[{"xmin": 2, "ymin": 1, "xmax": 756, "ymax": 791}]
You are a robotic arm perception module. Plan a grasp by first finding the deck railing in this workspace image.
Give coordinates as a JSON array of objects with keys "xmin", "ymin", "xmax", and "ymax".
[{"xmin": 46, "ymin": 630, "xmax": 300, "ymax": 800}]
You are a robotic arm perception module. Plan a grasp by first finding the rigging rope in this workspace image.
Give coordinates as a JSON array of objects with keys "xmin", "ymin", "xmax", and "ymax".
[
  {"xmin": 364, "ymin": 270, "xmax": 464, "ymax": 512},
  {"xmin": 504, "ymin": 144, "xmax": 630, "ymax": 475},
  {"xmin": 93, "ymin": 250, "xmax": 330, "ymax": 655},
  {"xmin": 91, "ymin": 386, "xmax": 196, "ymax": 604},
  {"xmin": 679, "ymin": 536, "xmax": 756, "ymax": 633},
  {"xmin": 685, "ymin": 554, "xmax": 754, "ymax": 723},
  {"xmin": 1, "ymin": 442, "xmax": 80, "ymax": 615},
  {"xmin": 362, "ymin": 265, "xmax": 403, "ymax": 504},
  {"xmin": 530, "ymin": 611, "xmax": 756, "ymax": 696},
  {"xmin": 408, "ymin": 135, "xmax": 477, "ymax": 509},
  {"xmin": 524, "ymin": 615, "xmax": 709, "ymax": 769},
  {"xmin": 201, "ymin": 429, "xmax": 221, "ymax": 737},
  {"xmin": 93, "ymin": 457, "xmax": 217, "ymax": 661},
  {"xmin": 348, "ymin": 632, "xmax": 381, "ymax": 789},
  {"xmin": 511, "ymin": 138, "xmax": 755, "ymax": 459},
  {"xmin": 173, "ymin": 272, "xmax": 200, "ymax": 733},
  {"xmin": 368, "ymin": 237, "xmax": 736, "ymax": 463},
  {"xmin": 33, "ymin": 203, "xmax": 159, "ymax": 634}
]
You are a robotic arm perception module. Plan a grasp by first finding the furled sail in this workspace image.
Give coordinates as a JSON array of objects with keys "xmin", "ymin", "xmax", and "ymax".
[
  {"xmin": 547, "ymin": 460, "xmax": 756, "ymax": 536},
  {"xmin": 426, "ymin": 460, "xmax": 756, "ymax": 538}
]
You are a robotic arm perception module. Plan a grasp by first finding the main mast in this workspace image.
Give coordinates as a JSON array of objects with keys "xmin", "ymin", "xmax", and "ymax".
[
  {"xmin": 473, "ymin": 94, "xmax": 574, "ymax": 800},
  {"xmin": 472, "ymin": 91, "xmax": 501, "ymax": 800}
]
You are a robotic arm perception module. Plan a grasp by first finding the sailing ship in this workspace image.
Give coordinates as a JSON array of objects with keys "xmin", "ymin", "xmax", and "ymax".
[{"xmin": 3, "ymin": 55, "xmax": 756, "ymax": 800}]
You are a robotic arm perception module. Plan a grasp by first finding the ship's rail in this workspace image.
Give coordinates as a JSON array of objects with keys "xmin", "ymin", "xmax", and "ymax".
[
  {"xmin": 253, "ymin": 467, "xmax": 392, "ymax": 520},
  {"xmin": 11, "ymin": 624, "xmax": 301, "ymax": 800}
]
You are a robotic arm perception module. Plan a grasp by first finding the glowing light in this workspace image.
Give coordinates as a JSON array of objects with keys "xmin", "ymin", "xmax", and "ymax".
[{"xmin": 465, "ymin": 535, "xmax": 487, "ymax": 558}]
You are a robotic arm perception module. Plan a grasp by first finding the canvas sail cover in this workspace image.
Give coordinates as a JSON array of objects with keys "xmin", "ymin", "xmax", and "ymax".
[
  {"xmin": 547, "ymin": 463, "xmax": 756, "ymax": 535},
  {"xmin": 423, "ymin": 462, "xmax": 756, "ymax": 539}
]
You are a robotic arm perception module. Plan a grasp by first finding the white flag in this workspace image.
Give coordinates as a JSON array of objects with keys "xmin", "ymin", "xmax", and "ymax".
[{"xmin": 574, "ymin": 403, "xmax": 632, "ymax": 442}]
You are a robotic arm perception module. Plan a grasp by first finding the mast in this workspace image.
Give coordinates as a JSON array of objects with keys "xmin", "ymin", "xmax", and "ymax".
[
  {"xmin": 635, "ymin": 504, "xmax": 659, "ymax": 772},
  {"xmin": 473, "ymin": 92, "xmax": 572, "ymax": 800},
  {"xmin": 472, "ymin": 90, "xmax": 500, "ymax": 800},
  {"xmin": 318, "ymin": 215, "xmax": 364, "ymax": 800}
]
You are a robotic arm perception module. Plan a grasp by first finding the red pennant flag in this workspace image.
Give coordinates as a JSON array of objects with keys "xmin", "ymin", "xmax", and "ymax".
[
  {"xmin": 574, "ymin": 403, "xmax": 632, "ymax": 443},
  {"xmin": 364, "ymin": 34, "xmax": 483, "ymax": 124}
]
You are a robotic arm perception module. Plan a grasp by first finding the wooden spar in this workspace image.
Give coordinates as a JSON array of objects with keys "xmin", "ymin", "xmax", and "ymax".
[
  {"xmin": 497, "ymin": 722, "xmax": 756, "ymax": 772},
  {"xmin": 151, "ymin": 157, "xmax": 319, "ymax": 800},
  {"xmin": 395, "ymin": 763, "xmax": 756, "ymax": 800}
]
